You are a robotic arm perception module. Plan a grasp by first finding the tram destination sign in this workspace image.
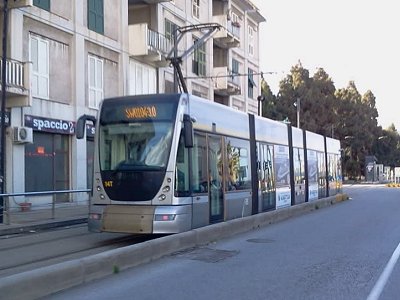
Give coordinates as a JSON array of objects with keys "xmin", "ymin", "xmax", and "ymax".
[
  {"xmin": 101, "ymin": 100, "xmax": 178, "ymax": 124},
  {"xmin": 24, "ymin": 115, "xmax": 76, "ymax": 135}
]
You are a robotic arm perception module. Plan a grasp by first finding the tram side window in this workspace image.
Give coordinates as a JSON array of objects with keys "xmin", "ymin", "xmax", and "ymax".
[
  {"xmin": 175, "ymin": 133, "xmax": 190, "ymax": 196},
  {"xmin": 192, "ymin": 134, "xmax": 208, "ymax": 193},
  {"xmin": 293, "ymin": 147, "xmax": 305, "ymax": 184},
  {"xmin": 328, "ymin": 154, "xmax": 337, "ymax": 182},
  {"xmin": 307, "ymin": 150, "xmax": 318, "ymax": 184},
  {"xmin": 225, "ymin": 137, "xmax": 251, "ymax": 191}
]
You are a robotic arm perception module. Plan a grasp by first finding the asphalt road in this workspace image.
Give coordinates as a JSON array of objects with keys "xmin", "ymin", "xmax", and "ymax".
[{"xmin": 45, "ymin": 185, "xmax": 400, "ymax": 300}]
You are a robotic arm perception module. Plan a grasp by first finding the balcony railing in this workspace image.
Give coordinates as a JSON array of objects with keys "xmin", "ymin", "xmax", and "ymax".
[
  {"xmin": 0, "ymin": 58, "xmax": 25, "ymax": 90},
  {"xmin": 228, "ymin": 72, "xmax": 241, "ymax": 87},
  {"xmin": 212, "ymin": 15, "xmax": 240, "ymax": 48},
  {"xmin": 213, "ymin": 67, "xmax": 241, "ymax": 96},
  {"xmin": 227, "ymin": 20, "xmax": 241, "ymax": 38},
  {"xmin": 147, "ymin": 28, "xmax": 172, "ymax": 56},
  {"xmin": 129, "ymin": 23, "xmax": 172, "ymax": 66}
]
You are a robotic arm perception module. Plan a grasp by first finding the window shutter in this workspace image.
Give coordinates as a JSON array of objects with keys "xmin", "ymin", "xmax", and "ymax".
[
  {"xmin": 33, "ymin": 0, "xmax": 50, "ymax": 11},
  {"xmin": 88, "ymin": 0, "xmax": 104, "ymax": 34}
]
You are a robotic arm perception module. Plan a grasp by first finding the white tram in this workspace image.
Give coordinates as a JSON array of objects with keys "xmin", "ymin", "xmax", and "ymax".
[{"xmin": 76, "ymin": 93, "xmax": 342, "ymax": 234}]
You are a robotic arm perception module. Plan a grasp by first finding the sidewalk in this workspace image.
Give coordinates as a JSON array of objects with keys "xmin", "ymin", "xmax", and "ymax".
[{"xmin": 0, "ymin": 204, "xmax": 88, "ymax": 236}]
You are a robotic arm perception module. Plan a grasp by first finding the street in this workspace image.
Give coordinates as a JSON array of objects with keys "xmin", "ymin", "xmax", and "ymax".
[{"xmin": 43, "ymin": 184, "xmax": 400, "ymax": 300}]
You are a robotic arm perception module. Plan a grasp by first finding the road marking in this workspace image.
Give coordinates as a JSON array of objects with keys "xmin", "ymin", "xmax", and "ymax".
[{"xmin": 367, "ymin": 241, "xmax": 400, "ymax": 300}]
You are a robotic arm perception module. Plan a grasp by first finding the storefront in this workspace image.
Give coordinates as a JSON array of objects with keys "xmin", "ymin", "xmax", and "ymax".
[{"xmin": 24, "ymin": 115, "xmax": 74, "ymax": 203}]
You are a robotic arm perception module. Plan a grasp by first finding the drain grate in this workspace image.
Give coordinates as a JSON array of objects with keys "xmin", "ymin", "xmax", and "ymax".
[
  {"xmin": 246, "ymin": 238, "xmax": 275, "ymax": 244},
  {"xmin": 173, "ymin": 247, "xmax": 239, "ymax": 263}
]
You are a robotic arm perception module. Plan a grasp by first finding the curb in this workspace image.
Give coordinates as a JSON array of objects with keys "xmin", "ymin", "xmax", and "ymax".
[{"xmin": 0, "ymin": 194, "xmax": 348, "ymax": 300}]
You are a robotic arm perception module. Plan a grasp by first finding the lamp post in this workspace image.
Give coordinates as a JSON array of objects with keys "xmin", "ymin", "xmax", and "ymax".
[
  {"xmin": 257, "ymin": 95, "xmax": 265, "ymax": 117},
  {"xmin": 343, "ymin": 136, "xmax": 355, "ymax": 180},
  {"xmin": 293, "ymin": 97, "xmax": 300, "ymax": 128},
  {"xmin": 0, "ymin": 0, "xmax": 9, "ymax": 224}
]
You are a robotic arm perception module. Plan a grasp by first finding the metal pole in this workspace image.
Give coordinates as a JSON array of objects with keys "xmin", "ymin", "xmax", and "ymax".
[
  {"xmin": 173, "ymin": 25, "xmax": 179, "ymax": 93},
  {"xmin": 1, "ymin": 0, "xmax": 9, "ymax": 224},
  {"xmin": 296, "ymin": 97, "xmax": 300, "ymax": 128}
]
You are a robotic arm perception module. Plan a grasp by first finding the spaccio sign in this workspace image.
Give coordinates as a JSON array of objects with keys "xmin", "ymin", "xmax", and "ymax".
[{"xmin": 24, "ymin": 115, "xmax": 76, "ymax": 135}]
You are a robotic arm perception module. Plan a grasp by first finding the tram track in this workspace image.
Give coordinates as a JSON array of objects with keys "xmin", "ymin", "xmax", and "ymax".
[{"xmin": 0, "ymin": 225, "xmax": 160, "ymax": 278}]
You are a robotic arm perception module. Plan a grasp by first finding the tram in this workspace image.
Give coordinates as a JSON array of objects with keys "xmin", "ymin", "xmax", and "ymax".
[{"xmin": 76, "ymin": 93, "xmax": 342, "ymax": 234}]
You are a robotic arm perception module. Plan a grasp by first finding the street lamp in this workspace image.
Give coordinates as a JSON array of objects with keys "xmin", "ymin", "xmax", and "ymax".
[
  {"xmin": 257, "ymin": 95, "xmax": 265, "ymax": 116},
  {"xmin": 0, "ymin": 0, "xmax": 9, "ymax": 224},
  {"xmin": 293, "ymin": 97, "xmax": 300, "ymax": 128}
]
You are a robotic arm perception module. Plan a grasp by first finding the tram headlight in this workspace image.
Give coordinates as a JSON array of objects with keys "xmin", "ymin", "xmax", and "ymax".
[
  {"xmin": 154, "ymin": 214, "xmax": 176, "ymax": 221},
  {"xmin": 96, "ymin": 186, "xmax": 102, "ymax": 192},
  {"xmin": 158, "ymin": 194, "xmax": 166, "ymax": 201},
  {"xmin": 100, "ymin": 194, "xmax": 105, "ymax": 200},
  {"xmin": 89, "ymin": 213, "xmax": 102, "ymax": 220},
  {"xmin": 162, "ymin": 186, "xmax": 170, "ymax": 193}
]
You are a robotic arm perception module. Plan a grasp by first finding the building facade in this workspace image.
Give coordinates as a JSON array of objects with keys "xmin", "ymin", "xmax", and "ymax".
[{"xmin": 0, "ymin": 0, "xmax": 264, "ymax": 208}]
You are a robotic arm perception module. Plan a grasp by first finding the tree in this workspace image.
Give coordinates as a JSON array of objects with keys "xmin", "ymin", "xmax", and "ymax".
[
  {"xmin": 260, "ymin": 80, "xmax": 280, "ymax": 120},
  {"xmin": 261, "ymin": 62, "xmax": 400, "ymax": 179}
]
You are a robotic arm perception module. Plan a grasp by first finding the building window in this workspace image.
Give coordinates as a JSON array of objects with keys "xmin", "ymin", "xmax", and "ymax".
[
  {"xmin": 192, "ymin": 38, "xmax": 206, "ymax": 76},
  {"xmin": 165, "ymin": 19, "xmax": 176, "ymax": 41},
  {"xmin": 88, "ymin": 0, "xmax": 104, "ymax": 34},
  {"xmin": 232, "ymin": 58, "xmax": 239, "ymax": 75},
  {"xmin": 248, "ymin": 26, "xmax": 254, "ymax": 56},
  {"xmin": 192, "ymin": 0, "xmax": 200, "ymax": 19},
  {"xmin": 25, "ymin": 132, "xmax": 70, "ymax": 202},
  {"xmin": 129, "ymin": 60, "xmax": 156, "ymax": 95},
  {"xmin": 30, "ymin": 35, "xmax": 49, "ymax": 99},
  {"xmin": 88, "ymin": 55, "xmax": 104, "ymax": 109},
  {"xmin": 33, "ymin": 0, "xmax": 50, "ymax": 11},
  {"xmin": 248, "ymin": 68, "xmax": 256, "ymax": 99}
]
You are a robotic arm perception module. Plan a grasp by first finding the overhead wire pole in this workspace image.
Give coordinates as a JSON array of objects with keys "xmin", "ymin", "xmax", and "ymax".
[
  {"xmin": 168, "ymin": 23, "xmax": 221, "ymax": 94},
  {"xmin": 0, "ymin": 0, "xmax": 9, "ymax": 224}
]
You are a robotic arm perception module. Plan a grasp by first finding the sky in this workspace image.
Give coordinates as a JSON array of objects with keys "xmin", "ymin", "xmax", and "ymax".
[{"xmin": 251, "ymin": 0, "xmax": 400, "ymax": 131}]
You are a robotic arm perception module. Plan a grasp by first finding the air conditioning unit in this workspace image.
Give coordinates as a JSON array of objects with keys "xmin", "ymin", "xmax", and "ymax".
[{"xmin": 13, "ymin": 127, "xmax": 33, "ymax": 144}]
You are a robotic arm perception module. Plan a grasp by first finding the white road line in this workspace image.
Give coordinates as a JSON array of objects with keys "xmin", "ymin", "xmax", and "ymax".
[{"xmin": 367, "ymin": 242, "xmax": 400, "ymax": 300}]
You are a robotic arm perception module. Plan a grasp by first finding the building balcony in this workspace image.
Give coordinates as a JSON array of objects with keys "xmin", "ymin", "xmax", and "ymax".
[
  {"xmin": 212, "ymin": 15, "xmax": 240, "ymax": 49},
  {"xmin": 128, "ymin": 23, "xmax": 172, "ymax": 67},
  {"xmin": 128, "ymin": 0, "xmax": 171, "ymax": 4},
  {"xmin": 0, "ymin": 58, "xmax": 31, "ymax": 107},
  {"xmin": 213, "ymin": 67, "xmax": 241, "ymax": 96}
]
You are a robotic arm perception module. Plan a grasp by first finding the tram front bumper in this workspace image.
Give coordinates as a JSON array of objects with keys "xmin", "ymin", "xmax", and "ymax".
[{"xmin": 88, "ymin": 205, "xmax": 192, "ymax": 234}]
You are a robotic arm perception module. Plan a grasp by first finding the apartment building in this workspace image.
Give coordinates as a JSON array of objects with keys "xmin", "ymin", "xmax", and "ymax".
[{"xmin": 0, "ymin": 0, "xmax": 264, "ymax": 209}]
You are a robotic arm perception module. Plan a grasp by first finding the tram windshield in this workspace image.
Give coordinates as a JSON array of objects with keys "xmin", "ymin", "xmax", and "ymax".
[
  {"xmin": 98, "ymin": 99, "xmax": 178, "ymax": 173},
  {"xmin": 99, "ymin": 121, "xmax": 173, "ymax": 171}
]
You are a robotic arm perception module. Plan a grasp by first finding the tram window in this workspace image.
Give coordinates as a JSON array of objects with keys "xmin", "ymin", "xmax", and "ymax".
[
  {"xmin": 275, "ymin": 145, "xmax": 290, "ymax": 188},
  {"xmin": 293, "ymin": 148, "xmax": 305, "ymax": 184},
  {"xmin": 175, "ymin": 133, "xmax": 190, "ymax": 196},
  {"xmin": 192, "ymin": 134, "xmax": 208, "ymax": 193},
  {"xmin": 225, "ymin": 137, "xmax": 251, "ymax": 191},
  {"xmin": 307, "ymin": 150, "xmax": 318, "ymax": 184}
]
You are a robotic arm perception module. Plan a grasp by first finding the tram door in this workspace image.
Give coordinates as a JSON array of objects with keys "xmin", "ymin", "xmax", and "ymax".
[{"xmin": 208, "ymin": 135, "xmax": 224, "ymax": 223}]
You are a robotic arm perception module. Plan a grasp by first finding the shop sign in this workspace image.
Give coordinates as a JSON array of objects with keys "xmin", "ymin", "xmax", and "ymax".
[
  {"xmin": 0, "ymin": 111, "xmax": 11, "ymax": 127},
  {"xmin": 24, "ymin": 115, "xmax": 75, "ymax": 135},
  {"xmin": 86, "ymin": 124, "xmax": 95, "ymax": 138}
]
